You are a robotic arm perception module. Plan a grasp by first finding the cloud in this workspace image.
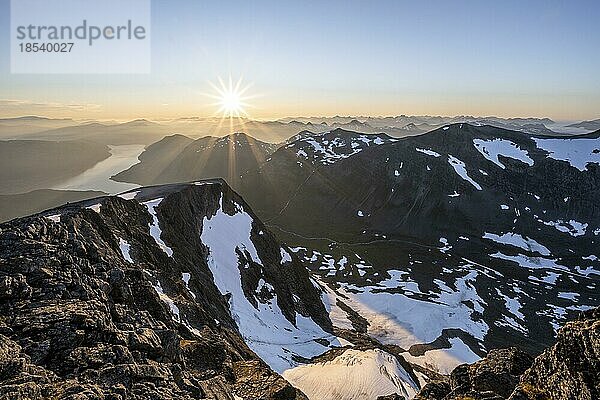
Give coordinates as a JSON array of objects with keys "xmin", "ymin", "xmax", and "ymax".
[{"xmin": 0, "ymin": 99, "xmax": 103, "ymax": 116}]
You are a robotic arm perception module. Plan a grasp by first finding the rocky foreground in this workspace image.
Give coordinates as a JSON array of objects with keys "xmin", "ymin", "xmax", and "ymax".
[
  {"xmin": 0, "ymin": 181, "xmax": 321, "ymax": 399},
  {"xmin": 414, "ymin": 308, "xmax": 599, "ymax": 400}
]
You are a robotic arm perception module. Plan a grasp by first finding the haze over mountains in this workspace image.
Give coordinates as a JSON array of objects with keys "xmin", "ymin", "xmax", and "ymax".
[
  {"xmin": 567, "ymin": 118, "xmax": 600, "ymax": 132},
  {"xmin": 1, "ymin": 114, "xmax": 597, "ymax": 145}
]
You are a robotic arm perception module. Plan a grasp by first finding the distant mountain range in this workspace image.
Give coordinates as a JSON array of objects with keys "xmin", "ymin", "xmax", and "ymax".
[
  {"xmin": 567, "ymin": 118, "xmax": 600, "ymax": 131},
  {"xmin": 15, "ymin": 119, "xmax": 173, "ymax": 146},
  {"xmin": 0, "ymin": 116, "xmax": 76, "ymax": 137},
  {"xmin": 2, "ymin": 114, "xmax": 598, "ymax": 147}
]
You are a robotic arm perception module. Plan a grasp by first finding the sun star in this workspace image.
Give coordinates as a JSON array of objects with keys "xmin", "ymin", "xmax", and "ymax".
[{"xmin": 208, "ymin": 76, "xmax": 253, "ymax": 118}]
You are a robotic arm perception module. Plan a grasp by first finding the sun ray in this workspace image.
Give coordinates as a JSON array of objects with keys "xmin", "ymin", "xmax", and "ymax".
[{"xmin": 200, "ymin": 76, "xmax": 261, "ymax": 139}]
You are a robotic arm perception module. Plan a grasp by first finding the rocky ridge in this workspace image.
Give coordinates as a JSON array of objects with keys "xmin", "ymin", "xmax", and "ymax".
[
  {"xmin": 414, "ymin": 307, "xmax": 599, "ymax": 400},
  {"xmin": 0, "ymin": 180, "xmax": 332, "ymax": 399}
]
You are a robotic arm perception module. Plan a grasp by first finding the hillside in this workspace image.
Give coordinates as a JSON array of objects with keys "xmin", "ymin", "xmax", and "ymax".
[
  {"xmin": 113, "ymin": 133, "xmax": 278, "ymax": 188},
  {"xmin": 0, "ymin": 140, "xmax": 111, "ymax": 195}
]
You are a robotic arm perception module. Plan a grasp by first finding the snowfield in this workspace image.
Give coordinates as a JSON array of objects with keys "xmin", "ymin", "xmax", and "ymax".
[
  {"xmin": 294, "ymin": 133, "xmax": 394, "ymax": 165},
  {"xmin": 534, "ymin": 136, "xmax": 600, "ymax": 171},
  {"xmin": 538, "ymin": 218, "xmax": 588, "ymax": 237},
  {"xmin": 200, "ymin": 194, "xmax": 340, "ymax": 373},
  {"xmin": 283, "ymin": 349, "xmax": 419, "ymax": 400},
  {"xmin": 483, "ymin": 232, "xmax": 551, "ymax": 256},
  {"xmin": 473, "ymin": 138, "xmax": 534, "ymax": 169},
  {"xmin": 315, "ymin": 268, "xmax": 487, "ymax": 374}
]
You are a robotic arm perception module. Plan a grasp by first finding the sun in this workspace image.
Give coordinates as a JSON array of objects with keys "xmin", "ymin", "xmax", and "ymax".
[
  {"xmin": 219, "ymin": 90, "xmax": 243, "ymax": 116},
  {"xmin": 207, "ymin": 76, "xmax": 253, "ymax": 118}
]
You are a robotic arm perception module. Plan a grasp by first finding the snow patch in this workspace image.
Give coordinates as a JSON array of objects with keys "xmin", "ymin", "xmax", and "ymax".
[
  {"xmin": 473, "ymin": 138, "xmax": 534, "ymax": 169},
  {"xmin": 402, "ymin": 337, "xmax": 480, "ymax": 375},
  {"xmin": 45, "ymin": 214, "xmax": 61, "ymax": 222},
  {"xmin": 557, "ymin": 292, "xmax": 579, "ymax": 301},
  {"xmin": 447, "ymin": 154, "xmax": 482, "ymax": 190},
  {"xmin": 283, "ymin": 349, "xmax": 418, "ymax": 400},
  {"xmin": 200, "ymin": 194, "xmax": 339, "ymax": 373},
  {"xmin": 491, "ymin": 252, "xmax": 569, "ymax": 273},
  {"xmin": 118, "ymin": 238, "xmax": 133, "ymax": 263},
  {"xmin": 118, "ymin": 190, "xmax": 139, "ymax": 200},
  {"xmin": 539, "ymin": 219, "xmax": 588, "ymax": 237},
  {"xmin": 280, "ymin": 248, "xmax": 292, "ymax": 263},
  {"xmin": 416, "ymin": 148, "xmax": 441, "ymax": 158},
  {"xmin": 483, "ymin": 232, "xmax": 550, "ymax": 256},
  {"xmin": 87, "ymin": 203, "xmax": 101, "ymax": 213},
  {"xmin": 143, "ymin": 198, "xmax": 174, "ymax": 256},
  {"xmin": 151, "ymin": 279, "xmax": 180, "ymax": 321},
  {"xmin": 182, "ymin": 272, "xmax": 196, "ymax": 299},
  {"xmin": 534, "ymin": 136, "xmax": 600, "ymax": 171}
]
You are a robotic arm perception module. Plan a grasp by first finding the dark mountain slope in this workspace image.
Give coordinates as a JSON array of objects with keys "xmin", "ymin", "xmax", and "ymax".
[
  {"xmin": 114, "ymin": 133, "xmax": 278, "ymax": 188},
  {"xmin": 238, "ymin": 124, "xmax": 600, "ymax": 359},
  {"xmin": 112, "ymin": 134, "xmax": 195, "ymax": 186},
  {"xmin": 0, "ymin": 140, "xmax": 111, "ymax": 195},
  {"xmin": 241, "ymin": 125, "xmax": 600, "ymax": 242}
]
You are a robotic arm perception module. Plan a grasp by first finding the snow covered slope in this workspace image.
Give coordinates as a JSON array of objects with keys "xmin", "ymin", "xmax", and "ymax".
[
  {"xmin": 240, "ymin": 124, "xmax": 600, "ymax": 372},
  {"xmin": 3, "ymin": 179, "xmax": 324, "ymax": 399},
  {"xmin": 283, "ymin": 349, "xmax": 419, "ymax": 400},
  {"xmin": 283, "ymin": 129, "xmax": 396, "ymax": 165},
  {"xmin": 200, "ymin": 190, "xmax": 341, "ymax": 373}
]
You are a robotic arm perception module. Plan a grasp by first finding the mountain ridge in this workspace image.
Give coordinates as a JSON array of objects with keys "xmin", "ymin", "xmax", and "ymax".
[{"xmin": 0, "ymin": 178, "xmax": 338, "ymax": 399}]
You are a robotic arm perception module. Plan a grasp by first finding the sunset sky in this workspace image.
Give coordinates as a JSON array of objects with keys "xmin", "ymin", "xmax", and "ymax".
[{"xmin": 0, "ymin": 0, "xmax": 599, "ymax": 121}]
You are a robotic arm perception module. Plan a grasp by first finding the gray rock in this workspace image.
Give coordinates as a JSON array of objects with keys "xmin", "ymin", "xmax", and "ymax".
[{"xmin": 0, "ymin": 181, "xmax": 317, "ymax": 399}]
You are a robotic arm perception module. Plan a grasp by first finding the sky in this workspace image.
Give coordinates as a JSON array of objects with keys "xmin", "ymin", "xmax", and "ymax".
[{"xmin": 0, "ymin": 0, "xmax": 599, "ymax": 121}]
